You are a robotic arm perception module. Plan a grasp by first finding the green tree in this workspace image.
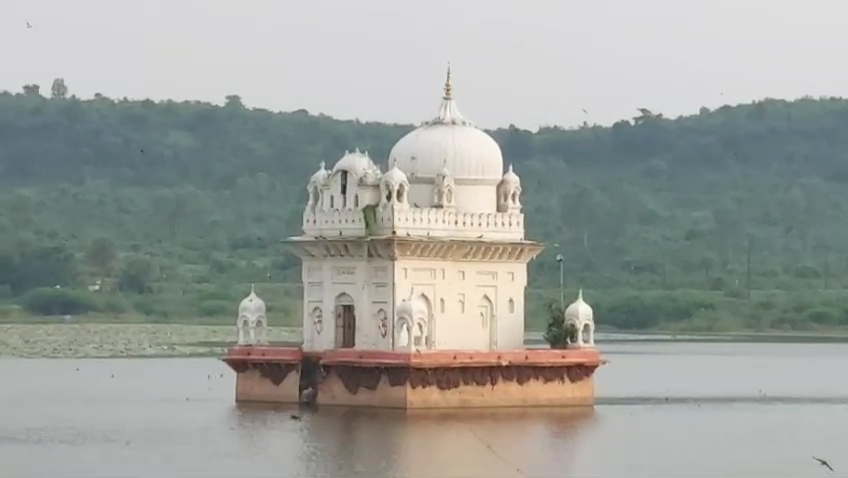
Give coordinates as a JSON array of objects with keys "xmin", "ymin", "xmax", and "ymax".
[
  {"xmin": 1, "ymin": 91, "xmax": 848, "ymax": 329},
  {"xmin": 50, "ymin": 78, "xmax": 68, "ymax": 99},
  {"xmin": 85, "ymin": 237, "xmax": 117, "ymax": 280},
  {"xmin": 21, "ymin": 84, "xmax": 40, "ymax": 96},
  {"xmin": 118, "ymin": 256, "xmax": 156, "ymax": 294}
]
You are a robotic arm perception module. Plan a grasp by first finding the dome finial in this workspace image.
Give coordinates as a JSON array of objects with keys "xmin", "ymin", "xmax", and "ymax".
[
  {"xmin": 578, "ymin": 288, "xmax": 583, "ymax": 301},
  {"xmin": 250, "ymin": 283, "xmax": 256, "ymax": 295},
  {"xmin": 443, "ymin": 62, "xmax": 453, "ymax": 101}
]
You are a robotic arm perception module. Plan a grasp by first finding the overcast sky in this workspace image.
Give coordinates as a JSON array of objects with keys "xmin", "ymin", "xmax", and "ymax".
[{"xmin": 3, "ymin": 0, "xmax": 846, "ymax": 129}]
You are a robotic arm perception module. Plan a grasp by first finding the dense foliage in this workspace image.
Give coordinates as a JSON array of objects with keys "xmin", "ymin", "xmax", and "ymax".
[{"xmin": 3, "ymin": 81, "xmax": 848, "ymax": 331}]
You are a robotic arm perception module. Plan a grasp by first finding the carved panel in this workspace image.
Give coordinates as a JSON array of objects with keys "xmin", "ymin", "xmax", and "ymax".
[
  {"xmin": 331, "ymin": 266, "xmax": 357, "ymax": 283},
  {"xmin": 309, "ymin": 305, "xmax": 324, "ymax": 335},
  {"xmin": 476, "ymin": 270, "xmax": 498, "ymax": 282},
  {"xmin": 373, "ymin": 284, "xmax": 389, "ymax": 300},
  {"xmin": 376, "ymin": 309, "xmax": 389, "ymax": 339},
  {"xmin": 507, "ymin": 272, "xmax": 515, "ymax": 282},
  {"xmin": 306, "ymin": 266, "xmax": 322, "ymax": 280},
  {"xmin": 306, "ymin": 283, "xmax": 323, "ymax": 300},
  {"xmin": 411, "ymin": 268, "xmax": 436, "ymax": 282},
  {"xmin": 371, "ymin": 266, "xmax": 388, "ymax": 281},
  {"xmin": 458, "ymin": 271, "xmax": 466, "ymax": 281}
]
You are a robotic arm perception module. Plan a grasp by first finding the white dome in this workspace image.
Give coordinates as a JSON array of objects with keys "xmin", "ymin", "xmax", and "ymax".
[
  {"xmin": 396, "ymin": 294, "xmax": 428, "ymax": 320},
  {"xmin": 332, "ymin": 149, "xmax": 379, "ymax": 178},
  {"xmin": 307, "ymin": 161, "xmax": 328, "ymax": 188},
  {"xmin": 564, "ymin": 289, "xmax": 593, "ymax": 322},
  {"xmin": 239, "ymin": 285, "xmax": 266, "ymax": 318},
  {"xmin": 381, "ymin": 164, "xmax": 408, "ymax": 186},
  {"xmin": 388, "ymin": 69, "xmax": 503, "ymax": 181},
  {"xmin": 502, "ymin": 164, "xmax": 520, "ymax": 186}
]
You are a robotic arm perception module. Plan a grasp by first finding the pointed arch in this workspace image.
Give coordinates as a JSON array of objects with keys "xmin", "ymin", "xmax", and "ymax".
[
  {"xmin": 333, "ymin": 292, "xmax": 356, "ymax": 348},
  {"xmin": 581, "ymin": 321, "xmax": 594, "ymax": 347},
  {"xmin": 395, "ymin": 317, "xmax": 411, "ymax": 349},
  {"xmin": 414, "ymin": 294, "xmax": 433, "ymax": 348},
  {"xmin": 396, "ymin": 183, "xmax": 407, "ymax": 204},
  {"xmin": 477, "ymin": 294, "xmax": 495, "ymax": 350},
  {"xmin": 334, "ymin": 293, "xmax": 354, "ymax": 305},
  {"xmin": 415, "ymin": 293, "xmax": 433, "ymax": 318}
]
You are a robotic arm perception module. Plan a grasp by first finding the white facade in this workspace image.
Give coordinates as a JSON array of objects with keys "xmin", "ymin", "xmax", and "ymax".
[{"xmin": 287, "ymin": 67, "xmax": 543, "ymax": 353}]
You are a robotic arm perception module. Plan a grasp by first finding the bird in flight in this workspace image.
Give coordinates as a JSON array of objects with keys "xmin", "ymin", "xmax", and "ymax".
[
  {"xmin": 26, "ymin": 21, "xmax": 32, "ymax": 29},
  {"xmin": 813, "ymin": 456, "xmax": 834, "ymax": 473}
]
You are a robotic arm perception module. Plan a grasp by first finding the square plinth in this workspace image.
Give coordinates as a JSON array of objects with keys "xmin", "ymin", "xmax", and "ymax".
[
  {"xmin": 315, "ymin": 349, "xmax": 602, "ymax": 409},
  {"xmin": 223, "ymin": 346, "xmax": 303, "ymax": 404}
]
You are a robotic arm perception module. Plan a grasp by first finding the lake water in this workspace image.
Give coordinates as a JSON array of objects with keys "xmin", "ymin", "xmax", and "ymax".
[{"xmin": 2, "ymin": 341, "xmax": 848, "ymax": 477}]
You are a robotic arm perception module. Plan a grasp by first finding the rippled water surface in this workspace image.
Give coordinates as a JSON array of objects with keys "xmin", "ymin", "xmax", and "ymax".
[{"xmin": 3, "ymin": 341, "xmax": 848, "ymax": 477}]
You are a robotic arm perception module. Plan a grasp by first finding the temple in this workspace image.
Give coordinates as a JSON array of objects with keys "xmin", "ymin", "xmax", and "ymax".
[{"xmin": 223, "ymin": 67, "xmax": 603, "ymax": 408}]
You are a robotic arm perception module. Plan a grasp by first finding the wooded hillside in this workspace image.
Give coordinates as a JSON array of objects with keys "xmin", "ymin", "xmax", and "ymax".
[{"xmin": 3, "ymin": 82, "xmax": 848, "ymax": 331}]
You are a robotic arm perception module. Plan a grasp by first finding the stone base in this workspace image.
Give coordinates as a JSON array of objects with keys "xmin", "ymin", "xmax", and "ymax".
[
  {"xmin": 222, "ymin": 346, "xmax": 302, "ymax": 404},
  {"xmin": 316, "ymin": 349, "xmax": 601, "ymax": 409}
]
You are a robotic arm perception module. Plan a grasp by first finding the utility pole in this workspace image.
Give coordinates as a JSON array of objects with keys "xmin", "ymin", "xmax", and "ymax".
[
  {"xmin": 556, "ymin": 252, "xmax": 564, "ymax": 310},
  {"xmin": 824, "ymin": 254, "xmax": 830, "ymax": 290},
  {"xmin": 745, "ymin": 236, "xmax": 752, "ymax": 299}
]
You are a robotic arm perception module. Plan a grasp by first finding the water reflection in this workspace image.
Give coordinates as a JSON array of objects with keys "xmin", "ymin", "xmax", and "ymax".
[
  {"xmin": 5, "ymin": 342, "xmax": 848, "ymax": 477},
  {"xmin": 228, "ymin": 404, "xmax": 597, "ymax": 477}
]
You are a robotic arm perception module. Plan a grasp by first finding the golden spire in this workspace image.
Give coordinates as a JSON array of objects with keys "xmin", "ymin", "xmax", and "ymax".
[{"xmin": 443, "ymin": 62, "xmax": 453, "ymax": 100}]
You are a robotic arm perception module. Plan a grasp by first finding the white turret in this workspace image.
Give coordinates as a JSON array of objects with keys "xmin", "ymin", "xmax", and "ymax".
[
  {"xmin": 433, "ymin": 165, "xmax": 456, "ymax": 209},
  {"xmin": 306, "ymin": 161, "xmax": 329, "ymax": 213},
  {"xmin": 380, "ymin": 161, "xmax": 410, "ymax": 209},
  {"xmin": 236, "ymin": 285, "xmax": 268, "ymax": 346},
  {"xmin": 497, "ymin": 164, "xmax": 522, "ymax": 213},
  {"xmin": 564, "ymin": 289, "xmax": 595, "ymax": 348},
  {"xmin": 394, "ymin": 294, "xmax": 432, "ymax": 351}
]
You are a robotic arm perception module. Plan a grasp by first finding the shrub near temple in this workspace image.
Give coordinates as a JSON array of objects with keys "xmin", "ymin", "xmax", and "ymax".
[
  {"xmin": 20, "ymin": 288, "xmax": 98, "ymax": 316},
  {"xmin": 544, "ymin": 301, "xmax": 578, "ymax": 348}
]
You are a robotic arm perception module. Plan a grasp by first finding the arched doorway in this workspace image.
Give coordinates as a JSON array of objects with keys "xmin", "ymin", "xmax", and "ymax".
[
  {"xmin": 581, "ymin": 321, "xmax": 594, "ymax": 347},
  {"xmin": 478, "ymin": 295, "xmax": 494, "ymax": 350},
  {"xmin": 414, "ymin": 294, "xmax": 433, "ymax": 349},
  {"xmin": 334, "ymin": 293, "xmax": 356, "ymax": 348}
]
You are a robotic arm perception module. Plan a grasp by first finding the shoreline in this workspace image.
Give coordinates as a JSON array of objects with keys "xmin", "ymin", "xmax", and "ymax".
[{"xmin": 2, "ymin": 321, "xmax": 848, "ymax": 360}]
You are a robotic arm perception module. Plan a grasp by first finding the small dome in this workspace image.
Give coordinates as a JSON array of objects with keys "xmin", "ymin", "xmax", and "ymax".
[
  {"xmin": 388, "ymin": 68, "xmax": 504, "ymax": 181},
  {"xmin": 396, "ymin": 298, "xmax": 413, "ymax": 320},
  {"xmin": 564, "ymin": 289, "xmax": 593, "ymax": 322},
  {"xmin": 332, "ymin": 148, "xmax": 379, "ymax": 177},
  {"xmin": 238, "ymin": 285, "xmax": 266, "ymax": 318},
  {"xmin": 397, "ymin": 294, "xmax": 428, "ymax": 319},
  {"xmin": 381, "ymin": 163, "xmax": 409, "ymax": 186},
  {"xmin": 501, "ymin": 164, "xmax": 520, "ymax": 186},
  {"xmin": 308, "ymin": 161, "xmax": 328, "ymax": 188}
]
